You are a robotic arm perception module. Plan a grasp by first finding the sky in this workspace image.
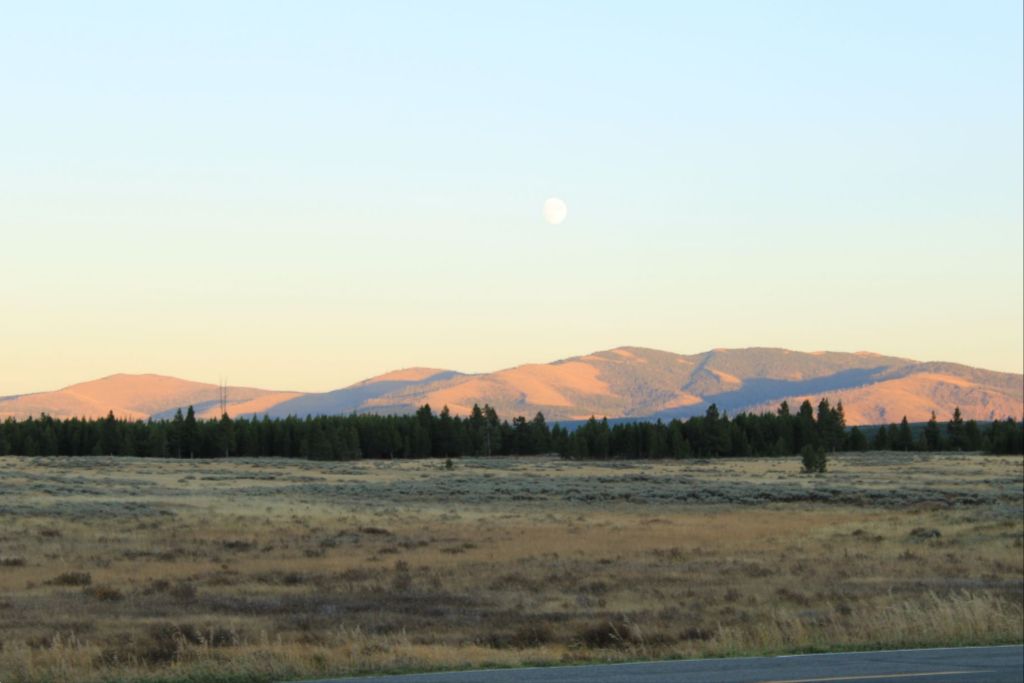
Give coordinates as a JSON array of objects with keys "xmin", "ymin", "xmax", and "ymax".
[{"xmin": 2, "ymin": 1, "xmax": 1022, "ymax": 395}]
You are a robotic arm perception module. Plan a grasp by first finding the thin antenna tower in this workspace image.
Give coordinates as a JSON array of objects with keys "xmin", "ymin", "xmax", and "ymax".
[
  {"xmin": 219, "ymin": 376, "xmax": 230, "ymax": 459},
  {"xmin": 219, "ymin": 376, "xmax": 228, "ymax": 417}
]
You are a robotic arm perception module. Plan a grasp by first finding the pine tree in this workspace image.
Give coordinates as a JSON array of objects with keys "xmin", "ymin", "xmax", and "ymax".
[
  {"xmin": 468, "ymin": 404, "xmax": 486, "ymax": 455},
  {"xmin": 149, "ymin": 423, "xmax": 168, "ymax": 458},
  {"xmin": 964, "ymin": 419, "xmax": 982, "ymax": 451},
  {"xmin": 846, "ymin": 426, "xmax": 867, "ymax": 451},
  {"xmin": 833, "ymin": 401, "xmax": 847, "ymax": 450},
  {"xmin": 896, "ymin": 417, "xmax": 914, "ymax": 451},
  {"xmin": 816, "ymin": 398, "xmax": 834, "ymax": 449},
  {"xmin": 704, "ymin": 404, "xmax": 731, "ymax": 456},
  {"xmin": 183, "ymin": 406, "xmax": 198, "ymax": 459},
  {"xmin": 872, "ymin": 424, "xmax": 890, "ymax": 450},
  {"xmin": 484, "ymin": 405, "xmax": 502, "ymax": 455},
  {"xmin": 801, "ymin": 444, "xmax": 827, "ymax": 473},
  {"xmin": 946, "ymin": 407, "xmax": 966, "ymax": 451},
  {"xmin": 415, "ymin": 404, "xmax": 434, "ymax": 455},
  {"xmin": 217, "ymin": 413, "xmax": 235, "ymax": 458},
  {"xmin": 924, "ymin": 411, "xmax": 942, "ymax": 451},
  {"xmin": 169, "ymin": 409, "xmax": 184, "ymax": 458},
  {"xmin": 436, "ymin": 406, "xmax": 457, "ymax": 456},
  {"xmin": 795, "ymin": 400, "xmax": 817, "ymax": 452},
  {"xmin": 529, "ymin": 412, "xmax": 550, "ymax": 453},
  {"xmin": 101, "ymin": 411, "xmax": 119, "ymax": 455}
]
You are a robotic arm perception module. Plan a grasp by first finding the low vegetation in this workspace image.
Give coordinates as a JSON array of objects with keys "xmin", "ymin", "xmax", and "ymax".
[{"xmin": 0, "ymin": 452, "xmax": 1021, "ymax": 683}]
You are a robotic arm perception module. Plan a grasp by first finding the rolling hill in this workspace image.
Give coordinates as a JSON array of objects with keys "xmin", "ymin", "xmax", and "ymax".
[
  {"xmin": 1, "ymin": 347, "xmax": 1020, "ymax": 425},
  {"xmin": 0, "ymin": 374, "xmax": 302, "ymax": 422}
]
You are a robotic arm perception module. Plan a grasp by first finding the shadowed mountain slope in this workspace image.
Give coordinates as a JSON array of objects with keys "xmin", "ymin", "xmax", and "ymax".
[
  {"xmin": 259, "ymin": 369, "xmax": 462, "ymax": 418},
  {"xmin": 1, "ymin": 348, "xmax": 1020, "ymax": 425}
]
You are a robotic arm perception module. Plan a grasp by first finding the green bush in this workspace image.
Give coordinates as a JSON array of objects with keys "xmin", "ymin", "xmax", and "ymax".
[{"xmin": 801, "ymin": 445, "xmax": 827, "ymax": 473}]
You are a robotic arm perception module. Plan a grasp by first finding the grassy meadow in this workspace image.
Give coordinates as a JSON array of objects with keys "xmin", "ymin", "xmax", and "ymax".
[{"xmin": 0, "ymin": 452, "xmax": 1021, "ymax": 683}]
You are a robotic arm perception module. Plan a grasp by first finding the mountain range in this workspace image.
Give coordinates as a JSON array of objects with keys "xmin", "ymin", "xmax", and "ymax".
[{"xmin": 1, "ymin": 347, "xmax": 1021, "ymax": 426}]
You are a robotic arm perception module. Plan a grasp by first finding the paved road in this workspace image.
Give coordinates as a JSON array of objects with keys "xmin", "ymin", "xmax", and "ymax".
[{"xmin": 294, "ymin": 645, "xmax": 1023, "ymax": 683}]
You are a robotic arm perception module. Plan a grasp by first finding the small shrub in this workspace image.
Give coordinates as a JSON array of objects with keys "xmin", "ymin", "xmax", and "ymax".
[
  {"xmin": 801, "ymin": 445, "xmax": 827, "ymax": 473},
  {"xmin": 485, "ymin": 621, "xmax": 555, "ymax": 649},
  {"xmin": 46, "ymin": 571, "xmax": 92, "ymax": 586},
  {"xmin": 221, "ymin": 539, "xmax": 255, "ymax": 551},
  {"xmin": 578, "ymin": 618, "xmax": 640, "ymax": 648},
  {"xmin": 0, "ymin": 557, "xmax": 26, "ymax": 567},
  {"xmin": 680, "ymin": 626, "xmax": 713, "ymax": 641},
  {"xmin": 776, "ymin": 587, "xmax": 812, "ymax": 605},
  {"xmin": 84, "ymin": 584, "xmax": 124, "ymax": 601},
  {"xmin": 142, "ymin": 623, "xmax": 201, "ymax": 664},
  {"xmin": 145, "ymin": 578, "xmax": 171, "ymax": 594},
  {"xmin": 281, "ymin": 571, "xmax": 305, "ymax": 585},
  {"xmin": 909, "ymin": 527, "xmax": 941, "ymax": 540},
  {"xmin": 169, "ymin": 582, "xmax": 197, "ymax": 600},
  {"xmin": 511, "ymin": 621, "xmax": 554, "ymax": 647},
  {"xmin": 391, "ymin": 560, "xmax": 412, "ymax": 591}
]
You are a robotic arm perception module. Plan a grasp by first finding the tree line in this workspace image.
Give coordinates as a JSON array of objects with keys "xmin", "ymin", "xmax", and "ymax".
[{"xmin": 0, "ymin": 400, "xmax": 1020, "ymax": 459}]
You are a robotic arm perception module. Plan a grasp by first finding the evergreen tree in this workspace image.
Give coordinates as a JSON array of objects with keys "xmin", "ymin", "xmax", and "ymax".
[
  {"xmin": 668, "ymin": 422, "xmax": 690, "ymax": 458},
  {"xmin": 704, "ymin": 404, "xmax": 731, "ymax": 456},
  {"xmin": 436, "ymin": 406, "xmax": 457, "ymax": 456},
  {"xmin": 529, "ymin": 412, "xmax": 550, "ymax": 453},
  {"xmin": 946, "ymin": 407, "xmax": 966, "ymax": 451},
  {"xmin": 100, "ymin": 411, "xmax": 119, "ymax": 455},
  {"xmin": 846, "ymin": 426, "xmax": 867, "ymax": 451},
  {"xmin": 872, "ymin": 424, "xmax": 890, "ymax": 450},
  {"xmin": 924, "ymin": 411, "xmax": 942, "ymax": 451},
  {"xmin": 795, "ymin": 400, "xmax": 817, "ymax": 451},
  {"xmin": 731, "ymin": 422, "xmax": 751, "ymax": 457},
  {"xmin": 148, "ymin": 423, "xmax": 168, "ymax": 458},
  {"xmin": 987, "ymin": 418, "xmax": 1024, "ymax": 454},
  {"xmin": 168, "ymin": 409, "xmax": 184, "ymax": 458},
  {"xmin": 483, "ymin": 405, "xmax": 502, "ymax": 455},
  {"xmin": 816, "ymin": 398, "xmax": 834, "ymax": 449},
  {"xmin": 468, "ymin": 404, "xmax": 486, "ymax": 454},
  {"xmin": 415, "ymin": 404, "xmax": 434, "ymax": 446},
  {"xmin": 895, "ymin": 417, "xmax": 914, "ymax": 451},
  {"xmin": 183, "ymin": 406, "xmax": 198, "ymax": 458},
  {"xmin": 39, "ymin": 425, "xmax": 59, "ymax": 455},
  {"xmin": 833, "ymin": 401, "xmax": 847, "ymax": 449},
  {"xmin": 217, "ymin": 413, "xmax": 235, "ymax": 458},
  {"xmin": 774, "ymin": 400, "xmax": 795, "ymax": 454},
  {"xmin": 964, "ymin": 419, "xmax": 982, "ymax": 451},
  {"xmin": 801, "ymin": 444, "xmax": 827, "ymax": 473},
  {"xmin": 511, "ymin": 415, "xmax": 530, "ymax": 454},
  {"xmin": 411, "ymin": 421, "xmax": 431, "ymax": 457}
]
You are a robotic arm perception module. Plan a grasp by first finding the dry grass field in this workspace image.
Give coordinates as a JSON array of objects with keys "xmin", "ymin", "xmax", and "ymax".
[{"xmin": 0, "ymin": 452, "xmax": 1021, "ymax": 683}]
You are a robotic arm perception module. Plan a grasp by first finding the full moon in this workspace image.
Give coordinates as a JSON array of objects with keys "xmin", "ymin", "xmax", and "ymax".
[{"xmin": 543, "ymin": 197, "xmax": 568, "ymax": 225}]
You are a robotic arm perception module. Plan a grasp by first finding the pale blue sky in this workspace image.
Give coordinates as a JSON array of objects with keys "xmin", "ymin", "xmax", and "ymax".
[{"xmin": 2, "ymin": 1, "xmax": 1022, "ymax": 394}]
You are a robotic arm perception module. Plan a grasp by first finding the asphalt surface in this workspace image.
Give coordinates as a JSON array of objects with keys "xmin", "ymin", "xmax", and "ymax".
[{"xmin": 294, "ymin": 645, "xmax": 1023, "ymax": 683}]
